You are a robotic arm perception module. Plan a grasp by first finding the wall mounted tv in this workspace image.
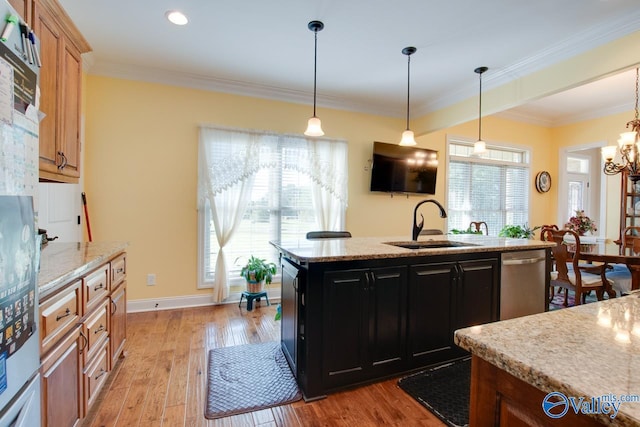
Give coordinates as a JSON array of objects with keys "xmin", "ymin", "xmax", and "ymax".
[{"xmin": 370, "ymin": 141, "xmax": 438, "ymax": 194}]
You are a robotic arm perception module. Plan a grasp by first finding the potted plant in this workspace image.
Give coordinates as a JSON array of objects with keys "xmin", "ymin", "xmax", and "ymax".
[
  {"xmin": 449, "ymin": 227, "xmax": 483, "ymax": 235},
  {"xmin": 498, "ymin": 223, "xmax": 541, "ymax": 239},
  {"xmin": 239, "ymin": 255, "xmax": 277, "ymax": 293}
]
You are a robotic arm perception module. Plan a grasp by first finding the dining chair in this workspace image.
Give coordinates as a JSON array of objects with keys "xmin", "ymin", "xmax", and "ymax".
[
  {"xmin": 469, "ymin": 221, "xmax": 488, "ymax": 235},
  {"xmin": 306, "ymin": 231, "xmax": 352, "ymax": 239},
  {"xmin": 540, "ymin": 227, "xmax": 610, "ymax": 307},
  {"xmin": 601, "ymin": 226, "xmax": 640, "ymax": 296}
]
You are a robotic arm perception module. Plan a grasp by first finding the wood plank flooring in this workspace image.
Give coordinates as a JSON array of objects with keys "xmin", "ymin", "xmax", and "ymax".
[{"xmin": 82, "ymin": 303, "xmax": 446, "ymax": 427}]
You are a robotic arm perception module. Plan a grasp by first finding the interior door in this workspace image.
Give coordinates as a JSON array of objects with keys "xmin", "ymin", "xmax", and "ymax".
[{"xmin": 37, "ymin": 183, "xmax": 82, "ymax": 241}]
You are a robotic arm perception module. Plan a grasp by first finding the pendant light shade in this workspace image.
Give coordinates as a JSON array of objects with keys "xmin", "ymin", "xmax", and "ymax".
[
  {"xmin": 399, "ymin": 47, "xmax": 417, "ymax": 146},
  {"xmin": 474, "ymin": 66, "xmax": 488, "ymax": 154},
  {"xmin": 304, "ymin": 20, "xmax": 324, "ymax": 137}
]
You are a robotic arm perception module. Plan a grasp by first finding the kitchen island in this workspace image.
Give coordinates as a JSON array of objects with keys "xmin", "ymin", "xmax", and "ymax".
[
  {"xmin": 455, "ymin": 294, "xmax": 640, "ymax": 426},
  {"xmin": 271, "ymin": 234, "xmax": 553, "ymax": 400}
]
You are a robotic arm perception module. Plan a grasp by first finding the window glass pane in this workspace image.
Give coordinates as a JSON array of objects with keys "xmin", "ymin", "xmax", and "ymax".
[
  {"xmin": 447, "ymin": 140, "xmax": 530, "ymax": 235},
  {"xmin": 567, "ymin": 156, "xmax": 589, "ymax": 174},
  {"xmin": 568, "ymin": 180, "xmax": 585, "ymax": 216}
]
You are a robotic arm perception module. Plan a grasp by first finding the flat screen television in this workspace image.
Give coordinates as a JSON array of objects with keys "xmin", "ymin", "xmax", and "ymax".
[{"xmin": 370, "ymin": 141, "xmax": 438, "ymax": 194}]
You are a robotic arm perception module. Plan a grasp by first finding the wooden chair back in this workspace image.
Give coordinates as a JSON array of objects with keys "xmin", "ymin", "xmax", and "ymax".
[
  {"xmin": 540, "ymin": 227, "xmax": 579, "ymax": 284},
  {"xmin": 469, "ymin": 221, "xmax": 489, "ymax": 235},
  {"xmin": 541, "ymin": 226, "xmax": 607, "ymax": 306}
]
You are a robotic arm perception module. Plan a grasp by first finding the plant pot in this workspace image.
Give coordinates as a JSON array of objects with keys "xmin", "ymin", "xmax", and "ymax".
[{"xmin": 246, "ymin": 280, "xmax": 264, "ymax": 294}]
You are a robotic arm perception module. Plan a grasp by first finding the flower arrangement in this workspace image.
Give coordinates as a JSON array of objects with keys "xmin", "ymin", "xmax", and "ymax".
[{"xmin": 565, "ymin": 210, "xmax": 597, "ymax": 235}]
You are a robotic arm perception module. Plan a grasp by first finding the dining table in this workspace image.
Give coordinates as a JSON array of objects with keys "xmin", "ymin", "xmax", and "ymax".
[{"xmin": 576, "ymin": 242, "xmax": 640, "ymax": 291}]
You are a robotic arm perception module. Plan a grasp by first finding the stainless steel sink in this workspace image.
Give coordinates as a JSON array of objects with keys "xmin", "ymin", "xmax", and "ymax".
[{"xmin": 384, "ymin": 240, "xmax": 480, "ymax": 250}]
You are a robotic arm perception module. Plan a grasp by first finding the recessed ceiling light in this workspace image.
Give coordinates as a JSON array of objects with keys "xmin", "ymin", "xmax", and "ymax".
[{"xmin": 166, "ymin": 10, "xmax": 188, "ymax": 26}]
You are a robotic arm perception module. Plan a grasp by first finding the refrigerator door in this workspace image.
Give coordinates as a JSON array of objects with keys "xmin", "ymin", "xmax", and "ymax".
[
  {"xmin": 0, "ymin": 196, "xmax": 40, "ymax": 419},
  {"xmin": 0, "ymin": 373, "xmax": 40, "ymax": 427}
]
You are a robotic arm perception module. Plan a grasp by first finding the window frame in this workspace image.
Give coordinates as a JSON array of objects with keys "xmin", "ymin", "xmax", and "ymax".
[{"xmin": 445, "ymin": 135, "xmax": 532, "ymax": 235}]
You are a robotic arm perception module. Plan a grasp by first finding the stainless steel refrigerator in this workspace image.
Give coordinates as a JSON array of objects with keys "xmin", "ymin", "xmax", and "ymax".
[{"xmin": 0, "ymin": 0, "xmax": 42, "ymax": 425}]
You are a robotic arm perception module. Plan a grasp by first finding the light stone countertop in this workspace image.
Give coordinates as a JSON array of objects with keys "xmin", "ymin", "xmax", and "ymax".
[
  {"xmin": 271, "ymin": 234, "xmax": 554, "ymax": 263},
  {"xmin": 455, "ymin": 295, "xmax": 640, "ymax": 426},
  {"xmin": 37, "ymin": 241, "xmax": 128, "ymax": 300}
]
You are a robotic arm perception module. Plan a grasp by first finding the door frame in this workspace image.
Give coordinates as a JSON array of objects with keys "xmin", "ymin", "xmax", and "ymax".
[{"xmin": 557, "ymin": 141, "xmax": 607, "ymax": 239}]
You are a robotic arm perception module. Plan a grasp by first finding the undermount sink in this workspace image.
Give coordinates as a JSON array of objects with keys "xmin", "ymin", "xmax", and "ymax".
[{"xmin": 384, "ymin": 240, "xmax": 480, "ymax": 250}]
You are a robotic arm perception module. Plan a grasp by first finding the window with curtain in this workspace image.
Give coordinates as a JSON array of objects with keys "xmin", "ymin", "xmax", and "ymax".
[
  {"xmin": 198, "ymin": 126, "xmax": 348, "ymax": 301},
  {"xmin": 447, "ymin": 138, "xmax": 530, "ymax": 236}
]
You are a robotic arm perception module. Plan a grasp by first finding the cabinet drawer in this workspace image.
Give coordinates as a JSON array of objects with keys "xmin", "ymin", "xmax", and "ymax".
[
  {"xmin": 83, "ymin": 338, "xmax": 109, "ymax": 413},
  {"xmin": 83, "ymin": 265, "xmax": 109, "ymax": 312},
  {"xmin": 40, "ymin": 281, "xmax": 81, "ymax": 355},
  {"xmin": 82, "ymin": 299, "xmax": 109, "ymax": 364},
  {"xmin": 111, "ymin": 254, "xmax": 126, "ymax": 290}
]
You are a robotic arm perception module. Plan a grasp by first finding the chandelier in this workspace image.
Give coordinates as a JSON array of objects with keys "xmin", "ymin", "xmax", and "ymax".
[{"xmin": 602, "ymin": 68, "xmax": 640, "ymax": 181}]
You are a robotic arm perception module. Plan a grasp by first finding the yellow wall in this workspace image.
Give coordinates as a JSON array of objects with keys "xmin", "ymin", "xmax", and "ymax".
[
  {"xmin": 84, "ymin": 76, "xmax": 558, "ymax": 301},
  {"xmin": 552, "ymin": 111, "xmax": 632, "ymax": 241}
]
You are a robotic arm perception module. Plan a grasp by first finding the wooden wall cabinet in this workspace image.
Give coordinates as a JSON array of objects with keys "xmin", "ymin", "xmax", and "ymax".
[
  {"xmin": 40, "ymin": 252, "xmax": 126, "ymax": 427},
  {"xmin": 26, "ymin": 0, "xmax": 91, "ymax": 183},
  {"xmin": 8, "ymin": 0, "xmax": 30, "ymax": 20}
]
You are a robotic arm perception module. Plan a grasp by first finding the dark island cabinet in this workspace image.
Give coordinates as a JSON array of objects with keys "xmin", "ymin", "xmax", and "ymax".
[
  {"xmin": 280, "ymin": 252, "xmax": 500, "ymax": 400},
  {"xmin": 322, "ymin": 266, "xmax": 407, "ymax": 389},
  {"xmin": 407, "ymin": 257, "xmax": 499, "ymax": 368}
]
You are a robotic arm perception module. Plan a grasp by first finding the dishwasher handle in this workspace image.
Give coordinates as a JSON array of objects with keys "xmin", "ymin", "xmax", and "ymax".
[{"xmin": 502, "ymin": 257, "xmax": 546, "ymax": 266}]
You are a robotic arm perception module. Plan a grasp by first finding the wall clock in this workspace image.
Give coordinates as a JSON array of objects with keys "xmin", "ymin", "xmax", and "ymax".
[{"xmin": 535, "ymin": 171, "xmax": 551, "ymax": 193}]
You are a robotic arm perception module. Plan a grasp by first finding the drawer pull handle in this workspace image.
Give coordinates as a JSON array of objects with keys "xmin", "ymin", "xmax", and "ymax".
[
  {"xmin": 94, "ymin": 369, "xmax": 107, "ymax": 380},
  {"xmin": 111, "ymin": 300, "xmax": 117, "ymax": 315},
  {"xmin": 79, "ymin": 331, "xmax": 88, "ymax": 353},
  {"xmin": 116, "ymin": 268, "xmax": 124, "ymax": 274},
  {"xmin": 94, "ymin": 283, "xmax": 105, "ymax": 291},
  {"xmin": 56, "ymin": 308, "xmax": 71, "ymax": 321},
  {"xmin": 94, "ymin": 325, "xmax": 105, "ymax": 334}
]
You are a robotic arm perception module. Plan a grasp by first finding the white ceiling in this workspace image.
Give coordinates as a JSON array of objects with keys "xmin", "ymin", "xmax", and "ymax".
[{"xmin": 58, "ymin": 0, "xmax": 640, "ymax": 125}]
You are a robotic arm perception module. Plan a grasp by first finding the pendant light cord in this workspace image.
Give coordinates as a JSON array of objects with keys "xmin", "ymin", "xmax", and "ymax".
[
  {"xmin": 313, "ymin": 29, "xmax": 318, "ymax": 117},
  {"xmin": 406, "ymin": 54, "xmax": 411, "ymax": 130},
  {"xmin": 478, "ymin": 71, "xmax": 483, "ymax": 141}
]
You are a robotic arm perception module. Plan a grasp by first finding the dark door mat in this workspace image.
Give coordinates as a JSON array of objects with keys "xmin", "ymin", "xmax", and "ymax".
[
  {"xmin": 205, "ymin": 341, "xmax": 302, "ymax": 419},
  {"xmin": 398, "ymin": 358, "xmax": 470, "ymax": 427}
]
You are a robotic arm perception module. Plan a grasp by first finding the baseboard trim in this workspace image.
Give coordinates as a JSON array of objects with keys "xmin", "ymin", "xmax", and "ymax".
[{"xmin": 127, "ymin": 289, "xmax": 281, "ymax": 313}]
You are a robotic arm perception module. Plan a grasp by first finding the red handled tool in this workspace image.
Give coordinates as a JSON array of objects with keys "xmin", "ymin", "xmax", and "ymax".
[{"xmin": 81, "ymin": 192, "xmax": 93, "ymax": 242}]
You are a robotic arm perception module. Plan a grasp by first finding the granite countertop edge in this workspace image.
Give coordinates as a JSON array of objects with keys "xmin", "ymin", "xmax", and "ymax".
[
  {"xmin": 271, "ymin": 235, "xmax": 554, "ymax": 263},
  {"xmin": 38, "ymin": 241, "xmax": 129, "ymax": 299}
]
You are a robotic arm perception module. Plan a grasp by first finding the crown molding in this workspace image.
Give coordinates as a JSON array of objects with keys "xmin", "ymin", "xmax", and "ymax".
[
  {"xmin": 415, "ymin": 9, "xmax": 640, "ymax": 117},
  {"xmin": 83, "ymin": 9, "xmax": 640, "ymax": 123}
]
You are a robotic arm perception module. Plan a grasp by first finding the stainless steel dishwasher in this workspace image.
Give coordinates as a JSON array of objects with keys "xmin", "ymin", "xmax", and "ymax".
[{"xmin": 500, "ymin": 249, "xmax": 547, "ymax": 320}]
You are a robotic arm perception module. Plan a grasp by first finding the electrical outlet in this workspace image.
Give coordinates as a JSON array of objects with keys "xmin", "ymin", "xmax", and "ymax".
[{"xmin": 147, "ymin": 274, "xmax": 156, "ymax": 286}]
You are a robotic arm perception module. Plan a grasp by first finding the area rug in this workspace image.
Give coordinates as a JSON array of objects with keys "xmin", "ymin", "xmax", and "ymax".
[
  {"xmin": 548, "ymin": 289, "xmax": 598, "ymax": 310},
  {"xmin": 398, "ymin": 358, "xmax": 470, "ymax": 427},
  {"xmin": 205, "ymin": 341, "xmax": 302, "ymax": 419}
]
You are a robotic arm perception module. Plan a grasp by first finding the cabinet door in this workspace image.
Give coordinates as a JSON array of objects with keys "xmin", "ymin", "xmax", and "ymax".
[
  {"xmin": 34, "ymin": 1, "xmax": 62, "ymax": 175},
  {"xmin": 41, "ymin": 326, "xmax": 83, "ymax": 427},
  {"xmin": 110, "ymin": 282, "xmax": 127, "ymax": 367},
  {"xmin": 322, "ymin": 269, "xmax": 369, "ymax": 388},
  {"xmin": 456, "ymin": 258, "xmax": 499, "ymax": 329},
  {"xmin": 8, "ymin": 0, "xmax": 29, "ymax": 20},
  {"xmin": 407, "ymin": 262, "xmax": 457, "ymax": 367},
  {"xmin": 367, "ymin": 266, "xmax": 406, "ymax": 374},
  {"xmin": 59, "ymin": 39, "xmax": 81, "ymax": 178},
  {"xmin": 280, "ymin": 259, "xmax": 299, "ymax": 374}
]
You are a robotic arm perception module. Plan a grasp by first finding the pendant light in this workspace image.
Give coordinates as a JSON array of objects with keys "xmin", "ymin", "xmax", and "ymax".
[
  {"xmin": 399, "ymin": 46, "xmax": 417, "ymax": 146},
  {"xmin": 473, "ymin": 66, "xmax": 489, "ymax": 154},
  {"xmin": 304, "ymin": 20, "xmax": 324, "ymax": 137}
]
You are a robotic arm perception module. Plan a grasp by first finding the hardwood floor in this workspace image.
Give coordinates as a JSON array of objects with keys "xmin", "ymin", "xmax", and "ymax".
[{"xmin": 83, "ymin": 303, "xmax": 446, "ymax": 427}]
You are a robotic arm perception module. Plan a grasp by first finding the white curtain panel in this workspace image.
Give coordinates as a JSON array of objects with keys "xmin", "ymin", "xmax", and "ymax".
[{"xmin": 199, "ymin": 125, "xmax": 348, "ymax": 301}]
